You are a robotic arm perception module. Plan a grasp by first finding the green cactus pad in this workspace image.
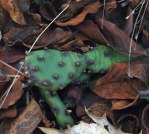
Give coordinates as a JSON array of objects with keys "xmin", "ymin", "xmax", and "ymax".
[
  {"xmin": 25, "ymin": 49, "xmax": 86, "ymax": 91},
  {"xmin": 39, "ymin": 88, "xmax": 74, "ymax": 128},
  {"xmin": 85, "ymin": 45, "xmax": 130, "ymax": 73}
]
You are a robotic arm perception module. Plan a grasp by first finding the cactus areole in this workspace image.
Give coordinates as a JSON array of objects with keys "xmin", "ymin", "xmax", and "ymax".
[{"xmin": 24, "ymin": 44, "xmax": 130, "ymax": 128}]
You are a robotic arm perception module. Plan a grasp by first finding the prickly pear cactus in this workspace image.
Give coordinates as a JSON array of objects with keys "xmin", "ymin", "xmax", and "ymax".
[
  {"xmin": 25, "ymin": 49, "xmax": 86, "ymax": 91},
  {"xmin": 24, "ymin": 44, "xmax": 132, "ymax": 129}
]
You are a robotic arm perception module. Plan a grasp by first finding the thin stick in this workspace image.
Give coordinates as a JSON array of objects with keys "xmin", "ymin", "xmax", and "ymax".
[
  {"xmin": 101, "ymin": 0, "xmax": 106, "ymax": 29},
  {"xmin": 135, "ymin": 0, "xmax": 148, "ymax": 40},
  {"xmin": 127, "ymin": 0, "xmax": 145, "ymax": 76},
  {"xmin": 0, "ymin": 64, "xmax": 22, "ymax": 109},
  {"xmin": 28, "ymin": 5, "xmax": 69, "ymax": 53}
]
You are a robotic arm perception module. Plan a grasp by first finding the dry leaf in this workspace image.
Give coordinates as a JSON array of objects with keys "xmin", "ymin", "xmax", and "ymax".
[
  {"xmin": 56, "ymin": 1, "xmax": 101, "ymax": 26},
  {"xmin": 95, "ymin": 19, "xmax": 147, "ymax": 56},
  {"xmin": 0, "ymin": 0, "xmax": 26, "ymax": 25},
  {"xmin": 0, "ymin": 98, "xmax": 42, "ymax": 133},
  {"xmin": 93, "ymin": 62, "xmax": 138, "ymax": 99},
  {"xmin": 85, "ymin": 107, "xmax": 131, "ymax": 134}
]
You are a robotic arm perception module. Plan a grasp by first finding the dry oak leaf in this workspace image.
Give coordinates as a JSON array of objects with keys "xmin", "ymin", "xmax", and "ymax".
[
  {"xmin": 111, "ymin": 95, "xmax": 140, "ymax": 110},
  {"xmin": 0, "ymin": 98, "xmax": 42, "ymax": 134},
  {"xmin": 0, "ymin": 79, "xmax": 23, "ymax": 109},
  {"xmin": 56, "ymin": 1, "xmax": 101, "ymax": 26},
  {"xmin": 74, "ymin": 20, "xmax": 108, "ymax": 44},
  {"xmin": 95, "ymin": 19, "xmax": 147, "ymax": 57},
  {"xmin": 0, "ymin": 0, "xmax": 26, "ymax": 25},
  {"xmin": 128, "ymin": 57, "xmax": 149, "ymax": 85},
  {"xmin": 0, "ymin": 105, "xmax": 17, "ymax": 120},
  {"xmin": 93, "ymin": 62, "xmax": 138, "ymax": 99}
]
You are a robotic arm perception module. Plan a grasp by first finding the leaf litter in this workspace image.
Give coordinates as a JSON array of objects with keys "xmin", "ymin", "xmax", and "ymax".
[{"xmin": 0, "ymin": 0, "xmax": 149, "ymax": 134}]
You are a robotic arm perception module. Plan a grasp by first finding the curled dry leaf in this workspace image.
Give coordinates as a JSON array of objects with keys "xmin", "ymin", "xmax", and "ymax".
[
  {"xmin": 3, "ymin": 25, "xmax": 40, "ymax": 43},
  {"xmin": 0, "ymin": 98, "xmax": 42, "ymax": 134},
  {"xmin": 95, "ymin": 19, "xmax": 147, "ymax": 56},
  {"xmin": 111, "ymin": 95, "xmax": 140, "ymax": 110},
  {"xmin": 105, "ymin": 0, "xmax": 117, "ymax": 11},
  {"xmin": 93, "ymin": 62, "xmax": 138, "ymax": 99},
  {"xmin": 39, "ymin": 121, "xmax": 109, "ymax": 134},
  {"xmin": 87, "ymin": 102, "xmax": 111, "ymax": 118},
  {"xmin": 142, "ymin": 104, "xmax": 149, "ymax": 133},
  {"xmin": 67, "ymin": 0, "xmax": 92, "ymax": 14},
  {"xmin": 128, "ymin": 57, "xmax": 149, "ymax": 85},
  {"xmin": 0, "ymin": 45, "xmax": 25, "ymax": 63},
  {"xmin": 0, "ymin": 105, "xmax": 17, "ymax": 120},
  {"xmin": 0, "ymin": 0, "xmax": 26, "ymax": 25},
  {"xmin": 85, "ymin": 107, "xmax": 131, "ymax": 134},
  {"xmin": 3, "ymin": 26, "xmax": 72, "ymax": 49},
  {"xmin": 0, "ymin": 78, "xmax": 23, "ymax": 109},
  {"xmin": 117, "ymin": 114, "xmax": 140, "ymax": 133},
  {"xmin": 56, "ymin": 1, "xmax": 101, "ymax": 26}
]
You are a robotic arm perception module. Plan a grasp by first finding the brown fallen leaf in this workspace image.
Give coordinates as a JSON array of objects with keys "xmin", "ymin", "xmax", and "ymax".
[
  {"xmin": 3, "ymin": 26, "xmax": 72, "ymax": 49},
  {"xmin": 0, "ymin": 75, "xmax": 11, "ymax": 91},
  {"xmin": 67, "ymin": 0, "xmax": 92, "ymax": 14},
  {"xmin": 142, "ymin": 29, "xmax": 149, "ymax": 48},
  {"xmin": 0, "ymin": 44, "xmax": 25, "ymax": 63},
  {"xmin": 3, "ymin": 25, "xmax": 40, "ymax": 44},
  {"xmin": 142, "ymin": 104, "xmax": 149, "ymax": 133},
  {"xmin": 88, "ymin": 101, "xmax": 111, "ymax": 117},
  {"xmin": 105, "ymin": 0, "xmax": 117, "ymax": 11},
  {"xmin": 0, "ymin": 78, "xmax": 23, "ymax": 109},
  {"xmin": 128, "ymin": 57, "xmax": 149, "ymax": 85},
  {"xmin": 123, "ymin": 8, "xmax": 133, "ymax": 36},
  {"xmin": 0, "ymin": 105, "xmax": 17, "ymax": 120},
  {"xmin": 95, "ymin": 19, "xmax": 147, "ymax": 56},
  {"xmin": 0, "ymin": 0, "xmax": 26, "ymax": 25},
  {"xmin": 56, "ymin": 1, "xmax": 101, "ymax": 26},
  {"xmin": 0, "ymin": 60, "xmax": 27, "ymax": 77},
  {"xmin": 0, "ymin": 61, "xmax": 26, "ymax": 109},
  {"xmin": 42, "ymin": 114, "xmax": 56, "ymax": 128},
  {"xmin": 111, "ymin": 95, "xmax": 140, "ymax": 110},
  {"xmin": 58, "ymin": 39, "xmax": 85, "ymax": 51},
  {"xmin": 74, "ymin": 20, "xmax": 108, "ymax": 44},
  {"xmin": 93, "ymin": 62, "xmax": 138, "ymax": 99},
  {"xmin": 0, "ymin": 98, "xmax": 42, "ymax": 134},
  {"xmin": 39, "ymin": 2, "xmax": 58, "ymax": 22},
  {"xmin": 85, "ymin": 108, "xmax": 131, "ymax": 134},
  {"xmin": 117, "ymin": 114, "xmax": 140, "ymax": 133}
]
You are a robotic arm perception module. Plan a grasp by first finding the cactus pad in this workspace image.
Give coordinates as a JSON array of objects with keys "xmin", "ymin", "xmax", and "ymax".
[
  {"xmin": 39, "ymin": 88, "xmax": 74, "ymax": 128},
  {"xmin": 85, "ymin": 45, "xmax": 130, "ymax": 73},
  {"xmin": 25, "ymin": 49, "xmax": 86, "ymax": 91}
]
